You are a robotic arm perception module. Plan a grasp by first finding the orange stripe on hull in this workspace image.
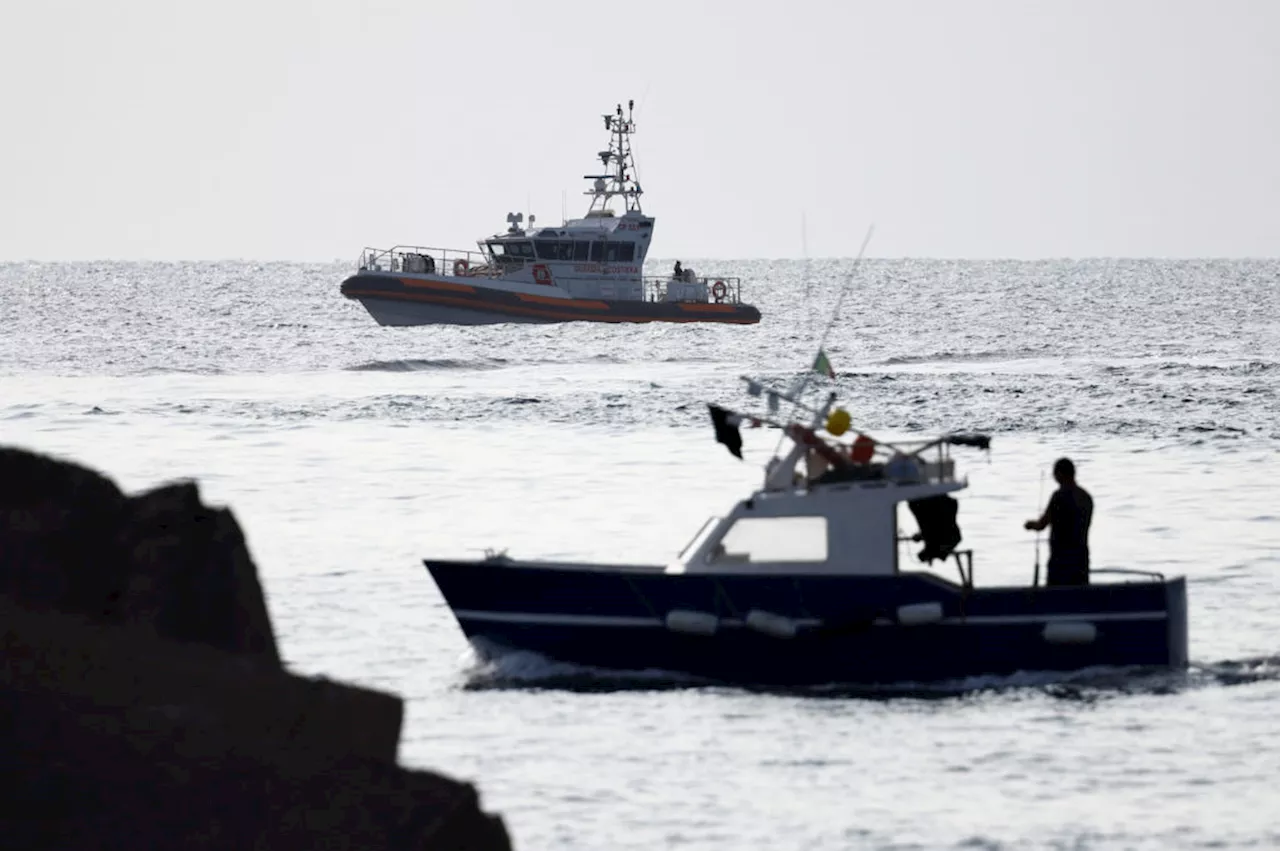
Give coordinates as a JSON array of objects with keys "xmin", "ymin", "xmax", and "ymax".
[
  {"xmin": 514, "ymin": 293, "xmax": 609, "ymax": 309},
  {"xmin": 398, "ymin": 277, "xmax": 476, "ymax": 294}
]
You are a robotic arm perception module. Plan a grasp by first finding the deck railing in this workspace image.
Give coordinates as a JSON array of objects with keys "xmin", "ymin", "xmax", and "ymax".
[
  {"xmin": 358, "ymin": 247, "xmax": 747, "ymax": 305},
  {"xmin": 642, "ymin": 276, "xmax": 744, "ymax": 305},
  {"xmin": 357, "ymin": 245, "xmax": 514, "ymax": 279}
]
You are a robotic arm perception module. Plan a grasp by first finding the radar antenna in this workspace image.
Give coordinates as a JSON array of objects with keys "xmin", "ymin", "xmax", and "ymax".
[{"xmin": 583, "ymin": 100, "xmax": 643, "ymax": 215}]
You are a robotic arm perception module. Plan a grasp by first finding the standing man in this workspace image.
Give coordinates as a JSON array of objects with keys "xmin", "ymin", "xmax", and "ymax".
[{"xmin": 1025, "ymin": 458, "xmax": 1094, "ymax": 586}]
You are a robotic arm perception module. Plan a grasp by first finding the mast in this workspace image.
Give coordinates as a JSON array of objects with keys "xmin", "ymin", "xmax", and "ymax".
[{"xmin": 584, "ymin": 100, "xmax": 643, "ymax": 216}]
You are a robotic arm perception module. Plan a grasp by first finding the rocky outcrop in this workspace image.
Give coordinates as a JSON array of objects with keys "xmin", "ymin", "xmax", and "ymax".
[{"xmin": 0, "ymin": 446, "xmax": 511, "ymax": 849}]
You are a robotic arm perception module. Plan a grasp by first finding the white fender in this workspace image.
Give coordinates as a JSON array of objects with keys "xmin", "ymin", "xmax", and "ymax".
[
  {"xmin": 745, "ymin": 609, "xmax": 798, "ymax": 639},
  {"xmin": 1043, "ymin": 621, "xmax": 1097, "ymax": 644},
  {"xmin": 897, "ymin": 602, "xmax": 944, "ymax": 626},
  {"xmin": 665, "ymin": 609, "xmax": 719, "ymax": 636}
]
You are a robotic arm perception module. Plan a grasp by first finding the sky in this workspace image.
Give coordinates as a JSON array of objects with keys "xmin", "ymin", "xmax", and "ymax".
[{"xmin": 1, "ymin": 0, "xmax": 1277, "ymax": 261}]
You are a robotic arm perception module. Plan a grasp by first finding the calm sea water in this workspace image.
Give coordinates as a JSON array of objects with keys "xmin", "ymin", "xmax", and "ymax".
[{"xmin": 2, "ymin": 258, "xmax": 1278, "ymax": 849}]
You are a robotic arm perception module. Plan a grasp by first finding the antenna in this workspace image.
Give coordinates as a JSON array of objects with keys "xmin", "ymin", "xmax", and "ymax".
[{"xmin": 584, "ymin": 99, "xmax": 644, "ymax": 216}]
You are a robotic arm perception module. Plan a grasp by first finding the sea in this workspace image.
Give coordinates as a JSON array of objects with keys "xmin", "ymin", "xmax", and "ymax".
[{"xmin": 2, "ymin": 258, "xmax": 1278, "ymax": 849}]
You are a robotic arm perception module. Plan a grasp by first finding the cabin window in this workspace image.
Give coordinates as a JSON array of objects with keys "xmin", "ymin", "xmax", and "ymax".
[
  {"xmin": 708, "ymin": 516, "xmax": 828, "ymax": 564},
  {"xmin": 486, "ymin": 242, "xmax": 506, "ymax": 257},
  {"xmin": 505, "ymin": 241, "xmax": 534, "ymax": 258},
  {"xmin": 536, "ymin": 240, "xmax": 576, "ymax": 260},
  {"xmin": 600, "ymin": 242, "xmax": 636, "ymax": 263},
  {"xmin": 573, "ymin": 241, "xmax": 590, "ymax": 261},
  {"xmin": 589, "ymin": 241, "xmax": 604, "ymax": 262}
]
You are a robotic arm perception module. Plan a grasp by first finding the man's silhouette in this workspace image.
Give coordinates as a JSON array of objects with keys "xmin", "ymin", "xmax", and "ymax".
[{"xmin": 1025, "ymin": 457, "xmax": 1094, "ymax": 586}]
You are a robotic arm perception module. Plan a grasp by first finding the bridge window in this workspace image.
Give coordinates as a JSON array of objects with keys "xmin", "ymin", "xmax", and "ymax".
[
  {"xmin": 603, "ymin": 242, "xmax": 635, "ymax": 262},
  {"xmin": 535, "ymin": 240, "xmax": 575, "ymax": 261},
  {"xmin": 573, "ymin": 241, "xmax": 590, "ymax": 261},
  {"xmin": 505, "ymin": 241, "xmax": 534, "ymax": 258},
  {"xmin": 708, "ymin": 516, "xmax": 828, "ymax": 564}
]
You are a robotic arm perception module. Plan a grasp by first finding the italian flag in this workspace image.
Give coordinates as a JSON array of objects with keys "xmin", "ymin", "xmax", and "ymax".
[{"xmin": 812, "ymin": 348, "xmax": 835, "ymax": 379}]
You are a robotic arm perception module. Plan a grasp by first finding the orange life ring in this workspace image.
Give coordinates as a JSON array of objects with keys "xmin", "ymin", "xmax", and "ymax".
[
  {"xmin": 453, "ymin": 258, "xmax": 469, "ymax": 276},
  {"xmin": 711, "ymin": 280, "xmax": 728, "ymax": 302},
  {"xmin": 532, "ymin": 264, "xmax": 553, "ymax": 286}
]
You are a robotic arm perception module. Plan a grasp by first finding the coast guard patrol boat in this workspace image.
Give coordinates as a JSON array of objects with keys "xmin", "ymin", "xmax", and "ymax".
[
  {"xmin": 341, "ymin": 101, "xmax": 761, "ymax": 326},
  {"xmin": 423, "ymin": 366, "xmax": 1189, "ymax": 688}
]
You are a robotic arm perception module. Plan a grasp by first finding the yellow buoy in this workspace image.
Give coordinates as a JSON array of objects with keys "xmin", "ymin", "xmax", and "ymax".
[{"xmin": 825, "ymin": 408, "xmax": 851, "ymax": 436}]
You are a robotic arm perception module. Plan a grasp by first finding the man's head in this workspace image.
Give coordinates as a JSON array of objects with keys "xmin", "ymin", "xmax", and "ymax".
[{"xmin": 1053, "ymin": 457, "xmax": 1076, "ymax": 484}]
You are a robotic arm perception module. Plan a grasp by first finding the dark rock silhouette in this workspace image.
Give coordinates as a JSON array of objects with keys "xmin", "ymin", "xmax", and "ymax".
[{"xmin": 0, "ymin": 446, "xmax": 511, "ymax": 849}]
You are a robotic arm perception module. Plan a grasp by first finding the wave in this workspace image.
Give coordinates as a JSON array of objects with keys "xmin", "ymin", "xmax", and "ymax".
[
  {"xmin": 877, "ymin": 348, "xmax": 1050, "ymax": 367},
  {"xmin": 344, "ymin": 357, "xmax": 506, "ymax": 373}
]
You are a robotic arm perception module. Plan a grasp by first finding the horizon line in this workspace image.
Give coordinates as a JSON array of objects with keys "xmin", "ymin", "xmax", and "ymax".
[{"xmin": 4, "ymin": 254, "xmax": 1280, "ymax": 264}]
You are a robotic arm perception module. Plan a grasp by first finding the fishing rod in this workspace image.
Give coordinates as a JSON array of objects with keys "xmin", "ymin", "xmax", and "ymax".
[
  {"xmin": 1033, "ymin": 468, "xmax": 1045, "ymax": 587},
  {"xmin": 765, "ymin": 223, "xmax": 876, "ymax": 457}
]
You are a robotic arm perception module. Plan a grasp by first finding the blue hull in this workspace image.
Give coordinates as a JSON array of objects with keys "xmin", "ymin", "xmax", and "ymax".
[{"xmin": 423, "ymin": 559, "xmax": 1188, "ymax": 687}]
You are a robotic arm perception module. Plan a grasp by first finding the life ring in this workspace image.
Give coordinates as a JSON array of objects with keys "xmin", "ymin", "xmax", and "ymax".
[
  {"xmin": 532, "ymin": 263, "xmax": 553, "ymax": 286},
  {"xmin": 453, "ymin": 258, "xmax": 469, "ymax": 276},
  {"xmin": 711, "ymin": 280, "xmax": 728, "ymax": 302}
]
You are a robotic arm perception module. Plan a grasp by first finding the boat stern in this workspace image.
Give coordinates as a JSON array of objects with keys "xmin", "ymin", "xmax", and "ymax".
[{"xmin": 1164, "ymin": 575, "xmax": 1189, "ymax": 669}]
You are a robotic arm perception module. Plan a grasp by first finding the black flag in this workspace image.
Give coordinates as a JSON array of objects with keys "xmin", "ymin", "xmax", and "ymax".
[{"xmin": 707, "ymin": 404, "xmax": 743, "ymax": 459}]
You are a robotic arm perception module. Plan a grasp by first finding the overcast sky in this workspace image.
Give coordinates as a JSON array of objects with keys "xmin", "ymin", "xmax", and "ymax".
[{"xmin": 2, "ymin": 0, "xmax": 1276, "ymax": 261}]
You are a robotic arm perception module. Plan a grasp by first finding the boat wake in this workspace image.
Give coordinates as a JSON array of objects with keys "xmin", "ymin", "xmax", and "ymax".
[
  {"xmin": 458, "ymin": 645, "xmax": 1280, "ymax": 701},
  {"xmin": 459, "ymin": 645, "xmax": 717, "ymax": 693}
]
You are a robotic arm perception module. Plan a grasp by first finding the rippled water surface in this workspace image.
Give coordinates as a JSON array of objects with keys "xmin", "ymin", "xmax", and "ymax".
[{"xmin": 2, "ymin": 258, "xmax": 1278, "ymax": 849}]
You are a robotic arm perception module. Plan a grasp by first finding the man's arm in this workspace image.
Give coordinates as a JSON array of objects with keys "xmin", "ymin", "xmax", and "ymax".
[{"xmin": 1024, "ymin": 494, "xmax": 1054, "ymax": 531}]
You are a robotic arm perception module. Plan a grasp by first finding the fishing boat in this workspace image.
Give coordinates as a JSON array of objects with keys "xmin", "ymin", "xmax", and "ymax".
[
  {"xmin": 422, "ymin": 362, "xmax": 1189, "ymax": 688},
  {"xmin": 340, "ymin": 101, "xmax": 761, "ymax": 326}
]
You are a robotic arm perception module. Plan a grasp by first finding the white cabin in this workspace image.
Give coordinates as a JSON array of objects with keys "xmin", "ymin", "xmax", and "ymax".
[{"xmin": 666, "ymin": 383, "xmax": 985, "ymax": 583}]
